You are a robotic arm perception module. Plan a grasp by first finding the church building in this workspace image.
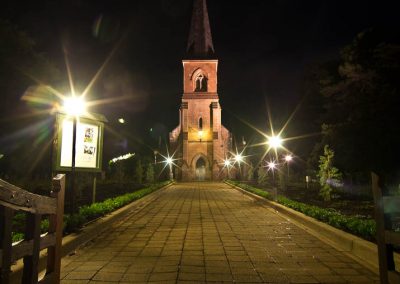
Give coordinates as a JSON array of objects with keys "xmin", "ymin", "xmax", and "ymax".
[{"xmin": 169, "ymin": 0, "xmax": 231, "ymax": 181}]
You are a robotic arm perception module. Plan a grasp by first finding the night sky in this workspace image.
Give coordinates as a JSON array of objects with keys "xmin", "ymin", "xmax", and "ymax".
[{"xmin": 1, "ymin": 0, "xmax": 399, "ymax": 161}]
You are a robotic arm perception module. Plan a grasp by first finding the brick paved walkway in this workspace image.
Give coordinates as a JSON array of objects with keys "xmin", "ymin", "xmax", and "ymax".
[{"xmin": 60, "ymin": 182, "xmax": 378, "ymax": 283}]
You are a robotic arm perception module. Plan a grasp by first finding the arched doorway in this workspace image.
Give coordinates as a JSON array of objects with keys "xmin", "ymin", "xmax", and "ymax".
[{"xmin": 195, "ymin": 157, "xmax": 206, "ymax": 181}]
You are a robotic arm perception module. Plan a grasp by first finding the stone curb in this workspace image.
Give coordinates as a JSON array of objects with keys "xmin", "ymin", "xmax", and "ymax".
[
  {"xmin": 10, "ymin": 182, "xmax": 174, "ymax": 282},
  {"xmin": 225, "ymin": 181, "xmax": 400, "ymax": 274}
]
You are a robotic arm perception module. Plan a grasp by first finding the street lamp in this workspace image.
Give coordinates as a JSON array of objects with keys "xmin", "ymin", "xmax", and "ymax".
[
  {"xmin": 267, "ymin": 161, "xmax": 277, "ymax": 181},
  {"xmin": 166, "ymin": 157, "xmax": 173, "ymax": 180},
  {"xmin": 267, "ymin": 160, "xmax": 278, "ymax": 200},
  {"xmin": 198, "ymin": 130, "xmax": 204, "ymax": 142},
  {"xmin": 223, "ymin": 158, "xmax": 232, "ymax": 179},
  {"xmin": 268, "ymin": 135, "xmax": 282, "ymax": 149},
  {"xmin": 234, "ymin": 154, "xmax": 243, "ymax": 164},
  {"xmin": 63, "ymin": 95, "xmax": 86, "ymax": 213},
  {"xmin": 224, "ymin": 159, "xmax": 231, "ymax": 167},
  {"xmin": 118, "ymin": 118, "xmax": 125, "ymax": 124},
  {"xmin": 153, "ymin": 150, "xmax": 159, "ymax": 165},
  {"xmin": 284, "ymin": 154, "xmax": 293, "ymax": 178},
  {"xmin": 233, "ymin": 153, "xmax": 244, "ymax": 180}
]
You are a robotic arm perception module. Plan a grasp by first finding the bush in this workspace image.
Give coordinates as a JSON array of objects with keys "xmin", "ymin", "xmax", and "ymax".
[
  {"xmin": 11, "ymin": 181, "xmax": 171, "ymax": 241},
  {"xmin": 64, "ymin": 180, "xmax": 171, "ymax": 233},
  {"xmin": 228, "ymin": 180, "xmax": 271, "ymax": 199},
  {"xmin": 229, "ymin": 181, "xmax": 376, "ymax": 240},
  {"xmin": 146, "ymin": 163, "xmax": 155, "ymax": 183}
]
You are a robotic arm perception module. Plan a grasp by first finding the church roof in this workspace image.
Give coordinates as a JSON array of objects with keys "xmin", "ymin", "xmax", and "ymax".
[{"xmin": 186, "ymin": 0, "xmax": 215, "ymax": 59}]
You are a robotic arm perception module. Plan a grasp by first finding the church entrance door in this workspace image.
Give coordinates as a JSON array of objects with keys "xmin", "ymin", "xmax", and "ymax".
[{"xmin": 195, "ymin": 157, "xmax": 206, "ymax": 181}]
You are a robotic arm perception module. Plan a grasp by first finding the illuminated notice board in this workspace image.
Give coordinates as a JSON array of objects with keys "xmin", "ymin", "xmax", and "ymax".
[{"xmin": 54, "ymin": 112, "xmax": 107, "ymax": 172}]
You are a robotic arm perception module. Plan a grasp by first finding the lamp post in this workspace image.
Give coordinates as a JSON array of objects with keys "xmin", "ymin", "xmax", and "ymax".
[
  {"xmin": 284, "ymin": 154, "xmax": 293, "ymax": 178},
  {"xmin": 234, "ymin": 153, "xmax": 243, "ymax": 180},
  {"xmin": 224, "ymin": 158, "xmax": 231, "ymax": 179},
  {"xmin": 63, "ymin": 95, "xmax": 86, "ymax": 214},
  {"xmin": 166, "ymin": 157, "xmax": 173, "ymax": 180},
  {"xmin": 153, "ymin": 150, "xmax": 158, "ymax": 165},
  {"xmin": 267, "ymin": 161, "xmax": 277, "ymax": 184},
  {"xmin": 267, "ymin": 160, "xmax": 277, "ymax": 201}
]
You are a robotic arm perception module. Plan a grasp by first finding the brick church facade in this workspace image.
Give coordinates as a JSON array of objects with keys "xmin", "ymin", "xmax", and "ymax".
[{"xmin": 169, "ymin": 0, "xmax": 231, "ymax": 181}]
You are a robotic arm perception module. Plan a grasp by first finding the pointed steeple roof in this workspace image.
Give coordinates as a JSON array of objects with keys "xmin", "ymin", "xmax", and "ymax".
[{"xmin": 186, "ymin": 0, "xmax": 215, "ymax": 58}]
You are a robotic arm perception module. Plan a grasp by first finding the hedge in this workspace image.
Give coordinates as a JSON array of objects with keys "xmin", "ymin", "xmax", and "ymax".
[
  {"xmin": 227, "ymin": 180, "xmax": 376, "ymax": 240},
  {"xmin": 12, "ymin": 181, "xmax": 171, "ymax": 242}
]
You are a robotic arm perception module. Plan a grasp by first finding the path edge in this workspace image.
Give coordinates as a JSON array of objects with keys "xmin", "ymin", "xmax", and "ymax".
[
  {"xmin": 225, "ymin": 181, "xmax": 400, "ymax": 274},
  {"xmin": 10, "ymin": 182, "xmax": 175, "ymax": 282}
]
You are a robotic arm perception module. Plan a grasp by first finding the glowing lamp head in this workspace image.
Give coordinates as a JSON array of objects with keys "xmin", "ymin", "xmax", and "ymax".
[
  {"xmin": 224, "ymin": 159, "xmax": 231, "ymax": 167},
  {"xmin": 268, "ymin": 135, "xmax": 282, "ymax": 149},
  {"xmin": 166, "ymin": 157, "xmax": 173, "ymax": 165},
  {"xmin": 198, "ymin": 130, "xmax": 204, "ymax": 138},
  {"xmin": 267, "ymin": 161, "xmax": 276, "ymax": 170},
  {"xmin": 63, "ymin": 96, "xmax": 86, "ymax": 116},
  {"xmin": 284, "ymin": 155, "xmax": 293, "ymax": 162},
  {"xmin": 118, "ymin": 118, "xmax": 125, "ymax": 124},
  {"xmin": 234, "ymin": 154, "xmax": 243, "ymax": 163}
]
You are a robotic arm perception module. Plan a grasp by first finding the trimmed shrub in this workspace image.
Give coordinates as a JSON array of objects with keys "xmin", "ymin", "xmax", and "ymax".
[
  {"xmin": 11, "ymin": 181, "xmax": 171, "ymax": 241},
  {"xmin": 228, "ymin": 181, "xmax": 376, "ymax": 240}
]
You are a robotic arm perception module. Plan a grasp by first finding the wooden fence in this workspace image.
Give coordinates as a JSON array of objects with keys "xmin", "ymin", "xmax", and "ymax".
[
  {"xmin": 0, "ymin": 174, "xmax": 65, "ymax": 284},
  {"xmin": 371, "ymin": 172, "xmax": 400, "ymax": 284}
]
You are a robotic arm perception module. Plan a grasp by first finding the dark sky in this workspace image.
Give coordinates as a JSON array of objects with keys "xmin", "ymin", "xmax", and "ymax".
[{"xmin": 1, "ymin": 0, "xmax": 399, "ymax": 156}]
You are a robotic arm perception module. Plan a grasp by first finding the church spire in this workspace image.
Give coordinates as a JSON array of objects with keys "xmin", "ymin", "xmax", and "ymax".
[{"xmin": 186, "ymin": 0, "xmax": 215, "ymax": 58}]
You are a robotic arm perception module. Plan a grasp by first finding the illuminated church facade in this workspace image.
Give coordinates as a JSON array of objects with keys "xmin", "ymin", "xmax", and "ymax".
[{"xmin": 169, "ymin": 0, "xmax": 231, "ymax": 181}]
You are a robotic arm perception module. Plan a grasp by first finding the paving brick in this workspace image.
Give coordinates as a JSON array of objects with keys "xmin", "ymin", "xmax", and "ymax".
[
  {"xmin": 92, "ymin": 271, "xmax": 123, "ymax": 282},
  {"xmin": 60, "ymin": 182, "xmax": 378, "ymax": 283},
  {"xmin": 148, "ymin": 272, "xmax": 178, "ymax": 281},
  {"xmin": 64, "ymin": 271, "xmax": 97, "ymax": 280},
  {"xmin": 178, "ymin": 272, "xmax": 206, "ymax": 281}
]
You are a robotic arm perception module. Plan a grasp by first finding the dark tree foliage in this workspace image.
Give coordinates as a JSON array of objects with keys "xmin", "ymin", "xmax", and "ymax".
[
  {"xmin": 311, "ymin": 29, "xmax": 400, "ymax": 181},
  {"xmin": 0, "ymin": 20, "xmax": 59, "ymax": 177}
]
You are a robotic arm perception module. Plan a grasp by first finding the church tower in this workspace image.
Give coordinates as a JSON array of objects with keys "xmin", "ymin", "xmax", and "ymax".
[{"xmin": 169, "ymin": 0, "xmax": 231, "ymax": 181}]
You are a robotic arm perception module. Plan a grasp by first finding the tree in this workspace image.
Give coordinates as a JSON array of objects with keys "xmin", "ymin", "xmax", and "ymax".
[
  {"xmin": 246, "ymin": 163, "xmax": 254, "ymax": 181},
  {"xmin": 308, "ymin": 28, "xmax": 400, "ymax": 182},
  {"xmin": 134, "ymin": 160, "xmax": 143, "ymax": 184},
  {"xmin": 0, "ymin": 20, "xmax": 59, "ymax": 177},
  {"xmin": 257, "ymin": 166, "xmax": 268, "ymax": 185},
  {"xmin": 145, "ymin": 163, "xmax": 155, "ymax": 184},
  {"xmin": 317, "ymin": 145, "xmax": 342, "ymax": 201}
]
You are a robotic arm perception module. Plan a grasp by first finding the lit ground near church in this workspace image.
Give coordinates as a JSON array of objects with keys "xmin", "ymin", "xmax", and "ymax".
[{"xmin": 60, "ymin": 182, "xmax": 378, "ymax": 283}]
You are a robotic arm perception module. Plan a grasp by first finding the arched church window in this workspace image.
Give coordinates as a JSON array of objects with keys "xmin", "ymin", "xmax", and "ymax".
[
  {"xmin": 195, "ymin": 74, "xmax": 208, "ymax": 92},
  {"xmin": 199, "ymin": 117, "xmax": 203, "ymax": 130}
]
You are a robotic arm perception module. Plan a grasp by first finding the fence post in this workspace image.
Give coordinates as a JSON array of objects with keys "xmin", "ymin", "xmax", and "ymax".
[
  {"xmin": 0, "ymin": 207, "xmax": 14, "ymax": 283},
  {"xmin": 371, "ymin": 172, "xmax": 393, "ymax": 284},
  {"xmin": 45, "ymin": 174, "xmax": 66, "ymax": 284},
  {"xmin": 22, "ymin": 213, "xmax": 42, "ymax": 283}
]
